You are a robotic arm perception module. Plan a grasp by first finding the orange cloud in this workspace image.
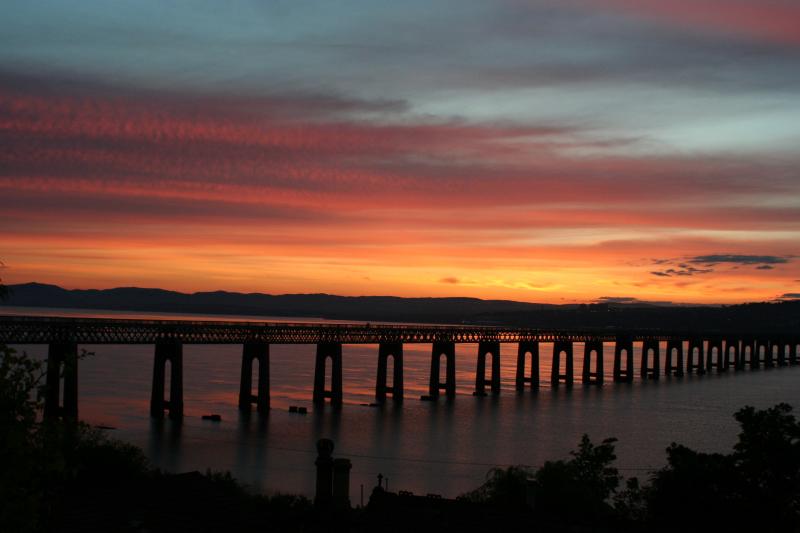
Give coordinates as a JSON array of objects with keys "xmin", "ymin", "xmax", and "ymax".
[{"xmin": 1, "ymin": 71, "xmax": 798, "ymax": 303}]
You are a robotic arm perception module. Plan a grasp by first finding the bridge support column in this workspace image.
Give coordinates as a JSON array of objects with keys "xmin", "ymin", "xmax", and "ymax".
[
  {"xmin": 772, "ymin": 342, "xmax": 780, "ymax": 367},
  {"xmin": 314, "ymin": 343, "xmax": 343, "ymax": 406},
  {"xmin": 790, "ymin": 341, "xmax": 799, "ymax": 365},
  {"xmin": 239, "ymin": 342, "xmax": 270, "ymax": 414},
  {"xmin": 706, "ymin": 339, "xmax": 723, "ymax": 373},
  {"xmin": 687, "ymin": 339, "xmax": 705, "ymax": 375},
  {"xmin": 474, "ymin": 341, "xmax": 500, "ymax": 396},
  {"xmin": 724, "ymin": 339, "xmax": 740, "ymax": 370},
  {"xmin": 429, "ymin": 342, "xmax": 456, "ymax": 399},
  {"xmin": 551, "ymin": 341, "xmax": 574, "ymax": 387},
  {"xmin": 641, "ymin": 339, "xmax": 660, "ymax": 380},
  {"xmin": 151, "ymin": 340, "xmax": 183, "ymax": 420},
  {"xmin": 613, "ymin": 338, "xmax": 634, "ymax": 382},
  {"xmin": 665, "ymin": 340, "xmax": 684, "ymax": 377},
  {"xmin": 757, "ymin": 340, "xmax": 771, "ymax": 368},
  {"xmin": 743, "ymin": 339, "xmax": 757, "ymax": 369},
  {"xmin": 516, "ymin": 341, "xmax": 539, "ymax": 391},
  {"xmin": 376, "ymin": 342, "xmax": 403, "ymax": 403},
  {"xmin": 777, "ymin": 340, "xmax": 789, "ymax": 366},
  {"xmin": 582, "ymin": 339, "xmax": 604, "ymax": 385},
  {"xmin": 44, "ymin": 342, "xmax": 78, "ymax": 420}
]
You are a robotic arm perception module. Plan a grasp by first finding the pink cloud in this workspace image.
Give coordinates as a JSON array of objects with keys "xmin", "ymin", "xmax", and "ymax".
[
  {"xmin": 1, "ymin": 71, "xmax": 798, "ymax": 302},
  {"xmin": 592, "ymin": 0, "xmax": 800, "ymax": 46}
]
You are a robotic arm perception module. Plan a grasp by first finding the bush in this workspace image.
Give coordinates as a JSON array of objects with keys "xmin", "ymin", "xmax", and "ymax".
[
  {"xmin": 532, "ymin": 435, "xmax": 621, "ymax": 523},
  {"xmin": 459, "ymin": 465, "xmax": 532, "ymax": 509},
  {"xmin": 645, "ymin": 403, "xmax": 800, "ymax": 531}
]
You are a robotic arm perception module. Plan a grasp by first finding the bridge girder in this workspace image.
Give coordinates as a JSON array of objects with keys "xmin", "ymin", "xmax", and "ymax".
[{"xmin": 0, "ymin": 316, "xmax": 758, "ymax": 345}]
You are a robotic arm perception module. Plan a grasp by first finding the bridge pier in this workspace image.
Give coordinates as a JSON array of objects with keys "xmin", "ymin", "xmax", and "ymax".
[
  {"xmin": 724, "ymin": 339, "xmax": 741, "ymax": 370},
  {"xmin": 314, "ymin": 343, "xmax": 343, "ymax": 406},
  {"xmin": 743, "ymin": 339, "xmax": 757, "ymax": 369},
  {"xmin": 789, "ymin": 340, "xmax": 799, "ymax": 365},
  {"xmin": 777, "ymin": 340, "xmax": 788, "ymax": 366},
  {"xmin": 613, "ymin": 338, "xmax": 634, "ymax": 382},
  {"xmin": 516, "ymin": 341, "xmax": 539, "ymax": 390},
  {"xmin": 239, "ymin": 342, "xmax": 270, "ymax": 414},
  {"xmin": 756, "ymin": 339, "xmax": 771, "ymax": 368},
  {"xmin": 687, "ymin": 339, "xmax": 705, "ymax": 375},
  {"xmin": 551, "ymin": 341, "xmax": 574, "ymax": 387},
  {"xmin": 665, "ymin": 340, "xmax": 684, "ymax": 377},
  {"xmin": 641, "ymin": 339, "xmax": 660, "ymax": 380},
  {"xmin": 376, "ymin": 342, "xmax": 403, "ymax": 403},
  {"xmin": 44, "ymin": 342, "xmax": 78, "ymax": 419},
  {"xmin": 582, "ymin": 339, "xmax": 604, "ymax": 385},
  {"xmin": 474, "ymin": 341, "xmax": 500, "ymax": 396},
  {"xmin": 151, "ymin": 340, "xmax": 183, "ymax": 420},
  {"xmin": 706, "ymin": 339, "xmax": 723, "ymax": 373},
  {"xmin": 771, "ymin": 342, "xmax": 782, "ymax": 367},
  {"xmin": 429, "ymin": 342, "xmax": 456, "ymax": 399}
]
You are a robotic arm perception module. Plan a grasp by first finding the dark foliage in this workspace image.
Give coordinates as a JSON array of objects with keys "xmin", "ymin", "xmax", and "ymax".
[
  {"xmin": 0, "ymin": 342, "xmax": 313, "ymax": 533},
  {"xmin": 459, "ymin": 435, "xmax": 623, "ymax": 527},
  {"xmin": 459, "ymin": 465, "xmax": 532, "ymax": 509},
  {"xmin": 532, "ymin": 435, "xmax": 621, "ymax": 525},
  {"xmin": 460, "ymin": 406, "xmax": 800, "ymax": 532},
  {"xmin": 645, "ymin": 403, "xmax": 800, "ymax": 531}
]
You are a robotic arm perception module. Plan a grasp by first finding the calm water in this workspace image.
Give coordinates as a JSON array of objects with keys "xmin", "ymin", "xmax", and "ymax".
[{"xmin": 6, "ymin": 306, "xmax": 800, "ymax": 503}]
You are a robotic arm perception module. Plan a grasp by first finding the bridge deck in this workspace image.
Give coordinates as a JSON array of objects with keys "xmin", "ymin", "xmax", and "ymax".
[{"xmin": 0, "ymin": 315, "xmax": 736, "ymax": 344}]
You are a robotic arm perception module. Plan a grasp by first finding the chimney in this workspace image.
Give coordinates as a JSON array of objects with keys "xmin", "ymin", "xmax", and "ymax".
[
  {"xmin": 314, "ymin": 439, "xmax": 335, "ymax": 508},
  {"xmin": 332, "ymin": 458, "xmax": 352, "ymax": 510}
]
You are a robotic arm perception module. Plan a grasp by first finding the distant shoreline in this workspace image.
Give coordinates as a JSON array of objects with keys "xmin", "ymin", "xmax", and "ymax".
[{"xmin": 3, "ymin": 282, "xmax": 799, "ymax": 333}]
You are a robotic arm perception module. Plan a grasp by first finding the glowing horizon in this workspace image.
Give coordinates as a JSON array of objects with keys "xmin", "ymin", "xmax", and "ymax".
[{"xmin": 1, "ymin": 1, "xmax": 798, "ymax": 305}]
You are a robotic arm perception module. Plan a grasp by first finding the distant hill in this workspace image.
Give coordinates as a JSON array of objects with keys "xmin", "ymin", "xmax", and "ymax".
[
  {"xmin": 2, "ymin": 282, "xmax": 555, "ymax": 323},
  {"xmin": 3, "ymin": 282, "xmax": 799, "ymax": 333}
]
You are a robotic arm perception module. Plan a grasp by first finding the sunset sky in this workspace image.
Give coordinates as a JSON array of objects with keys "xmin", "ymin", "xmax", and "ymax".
[{"xmin": 1, "ymin": 1, "xmax": 798, "ymax": 304}]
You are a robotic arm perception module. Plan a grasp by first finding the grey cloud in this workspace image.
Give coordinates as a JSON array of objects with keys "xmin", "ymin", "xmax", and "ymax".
[
  {"xmin": 777, "ymin": 293, "xmax": 800, "ymax": 300},
  {"xmin": 457, "ymin": 3, "xmax": 800, "ymax": 96},
  {"xmin": 596, "ymin": 296, "xmax": 675, "ymax": 306},
  {"xmin": 651, "ymin": 267, "xmax": 714, "ymax": 277},
  {"xmin": 689, "ymin": 255, "xmax": 789, "ymax": 265},
  {"xmin": 597, "ymin": 296, "xmax": 638, "ymax": 303},
  {"xmin": 756, "ymin": 265, "xmax": 775, "ymax": 270}
]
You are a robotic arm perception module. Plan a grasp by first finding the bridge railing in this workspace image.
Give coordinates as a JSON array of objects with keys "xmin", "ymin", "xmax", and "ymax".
[{"xmin": 0, "ymin": 314, "xmax": 783, "ymax": 345}]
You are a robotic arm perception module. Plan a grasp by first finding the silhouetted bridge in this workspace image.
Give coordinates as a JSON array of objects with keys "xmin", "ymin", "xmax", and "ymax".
[{"xmin": 1, "ymin": 316, "xmax": 797, "ymax": 420}]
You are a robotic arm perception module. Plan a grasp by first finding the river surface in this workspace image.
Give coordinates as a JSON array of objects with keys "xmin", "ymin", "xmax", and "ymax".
[{"xmin": 5, "ymin": 306, "xmax": 800, "ymax": 504}]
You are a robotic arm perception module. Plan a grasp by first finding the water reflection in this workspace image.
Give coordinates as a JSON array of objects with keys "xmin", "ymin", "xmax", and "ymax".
[
  {"xmin": 147, "ymin": 418, "xmax": 183, "ymax": 472},
  {"xmin": 7, "ymin": 312, "xmax": 800, "ymax": 501}
]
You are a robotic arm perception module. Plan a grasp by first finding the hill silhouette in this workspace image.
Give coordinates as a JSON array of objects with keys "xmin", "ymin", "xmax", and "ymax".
[{"xmin": 3, "ymin": 282, "xmax": 799, "ymax": 334}]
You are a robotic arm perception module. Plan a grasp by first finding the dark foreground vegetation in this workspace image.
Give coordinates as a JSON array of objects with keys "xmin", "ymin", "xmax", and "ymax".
[
  {"xmin": 2, "ymin": 342, "xmax": 800, "ymax": 532},
  {"xmin": 0, "ymin": 343, "xmax": 313, "ymax": 533}
]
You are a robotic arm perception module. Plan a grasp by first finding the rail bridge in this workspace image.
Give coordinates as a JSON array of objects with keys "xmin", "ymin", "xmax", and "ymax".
[{"xmin": 1, "ymin": 316, "xmax": 797, "ymax": 420}]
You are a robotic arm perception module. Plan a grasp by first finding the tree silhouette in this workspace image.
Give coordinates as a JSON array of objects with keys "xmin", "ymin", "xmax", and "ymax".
[{"xmin": 646, "ymin": 403, "xmax": 800, "ymax": 531}]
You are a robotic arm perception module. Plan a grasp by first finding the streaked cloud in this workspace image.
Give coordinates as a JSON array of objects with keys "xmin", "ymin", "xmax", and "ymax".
[
  {"xmin": 596, "ymin": 296, "xmax": 675, "ymax": 306},
  {"xmin": 0, "ymin": 1, "xmax": 798, "ymax": 303},
  {"xmin": 650, "ymin": 267, "xmax": 714, "ymax": 278},
  {"xmin": 589, "ymin": 0, "xmax": 800, "ymax": 46},
  {"xmin": 688, "ymin": 254, "xmax": 790, "ymax": 265},
  {"xmin": 776, "ymin": 293, "xmax": 800, "ymax": 301}
]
